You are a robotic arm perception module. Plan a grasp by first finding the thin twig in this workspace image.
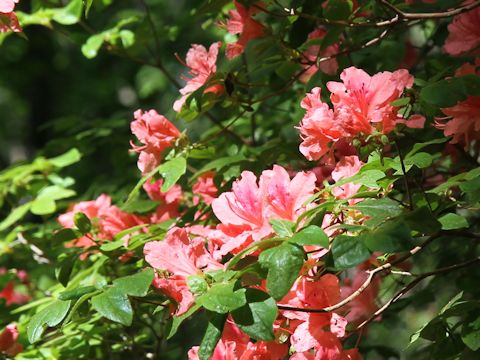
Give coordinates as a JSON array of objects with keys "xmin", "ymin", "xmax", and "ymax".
[
  {"xmin": 277, "ymin": 233, "xmax": 442, "ymax": 313},
  {"xmin": 356, "ymin": 256, "xmax": 480, "ymax": 330}
]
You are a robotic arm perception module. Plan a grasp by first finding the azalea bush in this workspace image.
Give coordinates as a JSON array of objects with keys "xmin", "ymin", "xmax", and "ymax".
[{"xmin": 1, "ymin": 0, "xmax": 480, "ymax": 359}]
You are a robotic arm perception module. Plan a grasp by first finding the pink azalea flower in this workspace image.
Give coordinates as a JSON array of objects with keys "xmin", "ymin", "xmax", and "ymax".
[
  {"xmin": 298, "ymin": 67, "xmax": 424, "ymax": 161},
  {"xmin": 188, "ymin": 320, "xmax": 288, "ymax": 360},
  {"xmin": 300, "ymin": 28, "xmax": 339, "ymax": 82},
  {"xmin": 327, "ymin": 67, "xmax": 415, "ymax": 134},
  {"xmin": 173, "ymin": 42, "xmax": 223, "ymax": 112},
  {"xmin": 435, "ymin": 61, "xmax": 480, "ymax": 148},
  {"xmin": 0, "ymin": 0, "xmax": 18, "ymax": 12},
  {"xmin": 143, "ymin": 178, "xmax": 182, "ymax": 222},
  {"xmin": 280, "ymin": 275, "xmax": 348, "ymax": 355},
  {"xmin": 144, "ymin": 227, "xmax": 222, "ymax": 315},
  {"xmin": 0, "ymin": 0, "xmax": 21, "ymax": 33},
  {"xmin": 331, "ymin": 155, "xmax": 364, "ymax": 202},
  {"xmin": 443, "ymin": 6, "xmax": 480, "ymax": 56},
  {"xmin": 130, "ymin": 109, "xmax": 181, "ymax": 174},
  {"xmin": 192, "ymin": 171, "xmax": 218, "ymax": 206},
  {"xmin": 261, "ymin": 165, "xmax": 317, "ymax": 221},
  {"xmin": 58, "ymin": 194, "xmax": 112, "ymax": 249},
  {"xmin": 58, "ymin": 194, "xmax": 147, "ymax": 255},
  {"xmin": 0, "ymin": 281, "xmax": 30, "ymax": 306},
  {"xmin": 225, "ymin": 1, "xmax": 265, "ymax": 59},
  {"xmin": 211, "ymin": 165, "xmax": 316, "ymax": 256},
  {"xmin": 297, "ymin": 87, "xmax": 343, "ymax": 161},
  {"xmin": 101, "ymin": 206, "xmax": 147, "ymax": 241},
  {"xmin": 0, "ymin": 324, "xmax": 23, "ymax": 357}
]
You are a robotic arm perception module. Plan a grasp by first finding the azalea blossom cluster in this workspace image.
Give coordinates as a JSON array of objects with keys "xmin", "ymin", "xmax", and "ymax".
[
  {"xmin": 297, "ymin": 66, "xmax": 425, "ymax": 161},
  {"xmin": 142, "ymin": 163, "xmax": 370, "ymax": 359}
]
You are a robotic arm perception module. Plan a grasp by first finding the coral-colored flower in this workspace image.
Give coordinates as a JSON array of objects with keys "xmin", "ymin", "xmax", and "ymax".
[
  {"xmin": 298, "ymin": 67, "xmax": 424, "ymax": 161},
  {"xmin": 192, "ymin": 171, "xmax": 218, "ymax": 205},
  {"xmin": 261, "ymin": 165, "xmax": 317, "ymax": 221},
  {"xmin": 280, "ymin": 275, "xmax": 349, "ymax": 356},
  {"xmin": 143, "ymin": 178, "xmax": 182, "ymax": 222},
  {"xmin": 0, "ymin": 269, "xmax": 29, "ymax": 306},
  {"xmin": 225, "ymin": 1, "xmax": 265, "ymax": 59},
  {"xmin": 298, "ymin": 87, "xmax": 342, "ymax": 161},
  {"xmin": 173, "ymin": 42, "xmax": 223, "ymax": 112},
  {"xmin": 0, "ymin": 324, "xmax": 23, "ymax": 356},
  {"xmin": 435, "ymin": 61, "xmax": 480, "ymax": 148},
  {"xmin": 443, "ymin": 6, "xmax": 480, "ymax": 56},
  {"xmin": 300, "ymin": 28, "xmax": 339, "ymax": 82},
  {"xmin": 331, "ymin": 155, "xmax": 363, "ymax": 202},
  {"xmin": 0, "ymin": 0, "xmax": 21, "ymax": 33},
  {"xmin": 144, "ymin": 227, "xmax": 222, "ymax": 314},
  {"xmin": 211, "ymin": 165, "xmax": 316, "ymax": 256},
  {"xmin": 58, "ymin": 194, "xmax": 147, "ymax": 255},
  {"xmin": 188, "ymin": 320, "xmax": 288, "ymax": 360},
  {"xmin": 57, "ymin": 194, "xmax": 112, "ymax": 249},
  {"xmin": 130, "ymin": 109, "xmax": 181, "ymax": 174},
  {"xmin": 0, "ymin": 281, "xmax": 29, "ymax": 306}
]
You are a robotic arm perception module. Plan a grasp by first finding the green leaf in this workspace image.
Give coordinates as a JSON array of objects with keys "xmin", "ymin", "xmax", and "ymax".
[
  {"xmin": 289, "ymin": 225, "xmax": 329, "ymax": 247},
  {"xmin": 31, "ymin": 197, "xmax": 56, "ymax": 215},
  {"xmin": 196, "ymin": 282, "xmax": 247, "ymax": 314},
  {"xmin": 361, "ymin": 220, "xmax": 412, "ymax": 253},
  {"xmin": 120, "ymin": 199, "xmax": 159, "ymax": 214},
  {"xmin": 81, "ymin": 34, "xmax": 104, "ymax": 59},
  {"xmin": 352, "ymin": 198, "xmax": 403, "ymax": 219},
  {"xmin": 52, "ymin": 0, "xmax": 83, "ymax": 25},
  {"xmin": 390, "ymin": 97, "xmax": 411, "ymax": 107},
  {"xmin": 440, "ymin": 291, "xmax": 464, "ymax": 314},
  {"xmin": 404, "ymin": 152, "xmax": 433, "ymax": 170},
  {"xmin": 198, "ymin": 312, "xmax": 227, "ymax": 360},
  {"xmin": 55, "ymin": 253, "xmax": 78, "ymax": 287},
  {"xmin": 119, "ymin": 29, "xmax": 135, "ymax": 48},
  {"xmin": 158, "ymin": 157, "xmax": 187, "ymax": 192},
  {"xmin": 99, "ymin": 239, "xmax": 124, "ymax": 251},
  {"xmin": 259, "ymin": 243, "xmax": 304, "ymax": 300},
  {"xmin": 48, "ymin": 148, "xmax": 82, "ymax": 167},
  {"xmin": 112, "ymin": 269, "xmax": 155, "ymax": 297},
  {"xmin": 406, "ymin": 138, "xmax": 449, "ymax": 157},
  {"xmin": 167, "ymin": 304, "xmax": 201, "ymax": 339},
  {"xmin": 231, "ymin": 288, "xmax": 277, "ymax": 341},
  {"xmin": 52, "ymin": 228, "xmax": 82, "ymax": 243},
  {"xmin": 31, "ymin": 186, "xmax": 76, "ymax": 215},
  {"xmin": 0, "ymin": 202, "xmax": 32, "ymax": 231},
  {"xmin": 269, "ymin": 219, "xmax": 295, "ymax": 237},
  {"xmin": 438, "ymin": 213, "xmax": 469, "ymax": 230},
  {"xmin": 323, "ymin": 0, "xmax": 353, "ymax": 20},
  {"xmin": 58, "ymin": 286, "xmax": 97, "ymax": 301},
  {"xmin": 187, "ymin": 275, "xmax": 208, "ymax": 295},
  {"xmin": 331, "ymin": 235, "xmax": 371, "ymax": 269},
  {"xmin": 462, "ymin": 316, "xmax": 480, "ymax": 351},
  {"xmin": 85, "ymin": 0, "xmax": 93, "ymax": 17},
  {"xmin": 403, "ymin": 207, "xmax": 441, "ymax": 234},
  {"xmin": 420, "ymin": 75, "xmax": 480, "ymax": 107},
  {"xmin": 73, "ymin": 212, "xmax": 92, "ymax": 234},
  {"xmin": 91, "ymin": 288, "xmax": 133, "ymax": 326},
  {"xmin": 27, "ymin": 300, "xmax": 72, "ymax": 343}
]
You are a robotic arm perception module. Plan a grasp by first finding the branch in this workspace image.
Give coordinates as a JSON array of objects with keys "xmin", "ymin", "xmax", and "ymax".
[
  {"xmin": 378, "ymin": 0, "xmax": 480, "ymax": 20},
  {"xmin": 277, "ymin": 233, "xmax": 442, "ymax": 313},
  {"xmin": 272, "ymin": 0, "xmax": 480, "ymax": 28},
  {"xmin": 356, "ymin": 256, "xmax": 480, "ymax": 330}
]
